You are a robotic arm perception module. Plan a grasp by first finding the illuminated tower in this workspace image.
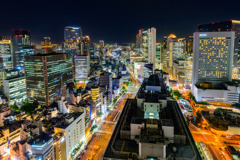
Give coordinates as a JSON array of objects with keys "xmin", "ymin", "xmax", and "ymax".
[
  {"xmin": 139, "ymin": 28, "xmax": 156, "ymax": 67},
  {"xmin": 198, "ymin": 20, "xmax": 240, "ymax": 79},
  {"xmin": 64, "ymin": 26, "xmax": 82, "ymax": 41},
  {"xmin": 64, "ymin": 26, "xmax": 82, "ymax": 55},
  {"xmin": 91, "ymin": 85, "xmax": 100, "ymax": 101},
  {"xmin": 0, "ymin": 36, "xmax": 12, "ymax": 69},
  {"xmin": 192, "ymin": 32, "xmax": 234, "ymax": 88},
  {"xmin": 24, "ymin": 53, "xmax": 73, "ymax": 106},
  {"xmin": 11, "ymin": 29, "xmax": 34, "ymax": 69},
  {"xmin": 167, "ymin": 34, "xmax": 186, "ymax": 80},
  {"xmin": 80, "ymin": 35, "xmax": 90, "ymax": 56},
  {"xmin": 99, "ymin": 40, "xmax": 104, "ymax": 48}
]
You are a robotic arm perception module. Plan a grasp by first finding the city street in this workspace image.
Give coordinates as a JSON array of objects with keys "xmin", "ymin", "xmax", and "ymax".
[
  {"xmin": 77, "ymin": 85, "xmax": 137, "ymax": 160},
  {"xmin": 173, "ymin": 86, "xmax": 240, "ymax": 160}
]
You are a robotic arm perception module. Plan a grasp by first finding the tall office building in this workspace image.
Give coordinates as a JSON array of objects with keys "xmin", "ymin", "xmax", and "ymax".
[
  {"xmin": 64, "ymin": 26, "xmax": 82, "ymax": 41},
  {"xmin": 137, "ymin": 28, "xmax": 156, "ymax": 67},
  {"xmin": 160, "ymin": 36, "xmax": 168, "ymax": 72},
  {"xmin": 167, "ymin": 34, "xmax": 186, "ymax": 80},
  {"xmin": 0, "ymin": 36, "xmax": 12, "ymax": 70},
  {"xmin": 11, "ymin": 29, "xmax": 34, "ymax": 69},
  {"xmin": 187, "ymin": 36, "xmax": 193, "ymax": 57},
  {"xmin": 99, "ymin": 40, "xmax": 104, "ymax": 49},
  {"xmin": 80, "ymin": 35, "xmax": 90, "ymax": 56},
  {"xmin": 24, "ymin": 53, "xmax": 73, "ymax": 106},
  {"xmin": 99, "ymin": 72, "xmax": 112, "ymax": 92},
  {"xmin": 89, "ymin": 42, "xmax": 96, "ymax": 60},
  {"xmin": 99, "ymin": 72, "xmax": 112, "ymax": 105},
  {"xmin": 64, "ymin": 26, "xmax": 82, "ymax": 55},
  {"xmin": 198, "ymin": 20, "xmax": 240, "ymax": 79},
  {"xmin": 192, "ymin": 32, "xmax": 235, "ymax": 88}
]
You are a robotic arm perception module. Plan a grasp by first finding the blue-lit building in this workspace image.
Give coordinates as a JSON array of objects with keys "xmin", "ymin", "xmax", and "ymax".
[
  {"xmin": 27, "ymin": 133, "xmax": 55, "ymax": 160},
  {"xmin": 0, "ymin": 36, "xmax": 12, "ymax": 70},
  {"xmin": 11, "ymin": 30, "xmax": 34, "ymax": 69},
  {"xmin": 64, "ymin": 26, "xmax": 82, "ymax": 56}
]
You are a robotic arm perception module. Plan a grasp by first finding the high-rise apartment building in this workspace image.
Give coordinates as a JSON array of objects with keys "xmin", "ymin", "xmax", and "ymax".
[
  {"xmin": 192, "ymin": 32, "xmax": 235, "ymax": 87},
  {"xmin": 11, "ymin": 29, "xmax": 34, "ymax": 69},
  {"xmin": 0, "ymin": 36, "xmax": 12, "ymax": 70},
  {"xmin": 24, "ymin": 53, "xmax": 73, "ymax": 106},
  {"xmin": 198, "ymin": 20, "xmax": 240, "ymax": 79}
]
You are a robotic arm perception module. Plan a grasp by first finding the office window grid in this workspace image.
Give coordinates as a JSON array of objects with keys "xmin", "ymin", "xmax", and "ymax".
[{"xmin": 198, "ymin": 37, "xmax": 232, "ymax": 81}]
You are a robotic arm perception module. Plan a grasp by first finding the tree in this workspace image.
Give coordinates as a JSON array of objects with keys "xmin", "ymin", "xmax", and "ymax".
[
  {"xmin": 188, "ymin": 92, "xmax": 196, "ymax": 102},
  {"xmin": 97, "ymin": 112, "xmax": 103, "ymax": 117},
  {"xmin": 9, "ymin": 102, "xmax": 19, "ymax": 111},
  {"xmin": 33, "ymin": 100, "xmax": 39, "ymax": 108},
  {"xmin": 90, "ymin": 125, "xmax": 97, "ymax": 133},
  {"xmin": 195, "ymin": 111, "xmax": 202, "ymax": 126},
  {"xmin": 20, "ymin": 102, "xmax": 37, "ymax": 115},
  {"xmin": 172, "ymin": 90, "xmax": 183, "ymax": 99}
]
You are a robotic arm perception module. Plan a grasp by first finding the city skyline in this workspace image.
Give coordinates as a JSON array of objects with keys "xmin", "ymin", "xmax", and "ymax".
[
  {"xmin": 1, "ymin": 0, "xmax": 240, "ymax": 43},
  {"xmin": 2, "ymin": 1, "xmax": 240, "ymax": 159}
]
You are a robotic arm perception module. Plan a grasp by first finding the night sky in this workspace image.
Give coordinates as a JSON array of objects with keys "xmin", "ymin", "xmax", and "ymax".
[{"xmin": 1, "ymin": 0, "xmax": 240, "ymax": 44}]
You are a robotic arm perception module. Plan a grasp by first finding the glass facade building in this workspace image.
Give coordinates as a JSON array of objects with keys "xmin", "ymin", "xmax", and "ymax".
[
  {"xmin": 192, "ymin": 32, "xmax": 235, "ymax": 86},
  {"xmin": 3, "ymin": 76, "xmax": 26, "ymax": 104},
  {"xmin": 24, "ymin": 53, "xmax": 73, "ymax": 106},
  {"xmin": 64, "ymin": 26, "xmax": 82, "ymax": 56},
  {"xmin": 198, "ymin": 20, "xmax": 240, "ymax": 79},
  {"xmin": 0, "ymin": 36, "xmax": 12, "ymax": 70},
  {"xmin": 11, "ymin": 30, "xmax": 33, "ymax": 69}
]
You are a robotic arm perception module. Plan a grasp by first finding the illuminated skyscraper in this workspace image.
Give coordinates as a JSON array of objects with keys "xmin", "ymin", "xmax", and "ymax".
[
  {"xmin": 0, "ymin": 36, "xmax": 12, "ymax": 69},
  {"xmin": 99, "ymin": 40, "xmax": 104, "ymax": 48},
  {"xmin": 24, "ymin": 53, "xmax": 73, "ymax": 106},
  {"xmin": 11, "ymin": 29, "xmax": 34, "ymax": 69},
  {"xmin": 155, "ymin": 43, "xmax": 161, "ymax": 69},
  {"xmin": 198, "ymin": 20, "xmax": 240, "ymax": 79},
  {"xmin": 192, "ymin": 32, "xmax": 234, "ymax": 87},
  {"xmin": 167, "ymin": 34, "xmax": 186, "ymax": 80},
  {"xmin": 64, "ymin": 26, "xmax": 82, "ymax": 55},
  {"xmin": 187, "ymin": 36, "xmax": 193, "ymax": 57},
  {"xmin": 80, "ymin": 35, "xmax": 90, "ymax": 56},
  {"xmin": 64, "ymin": 26, "xmax": 82, "ymax": 41},
  {"xmin": 138, "ymin": 28, "xmax": 156, "ymax": 67}
]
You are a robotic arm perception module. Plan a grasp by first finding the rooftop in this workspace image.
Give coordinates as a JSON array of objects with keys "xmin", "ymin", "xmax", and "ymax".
[{"xmin": 28, "ymin": 133, "xmax": 52, "ymax": 146}]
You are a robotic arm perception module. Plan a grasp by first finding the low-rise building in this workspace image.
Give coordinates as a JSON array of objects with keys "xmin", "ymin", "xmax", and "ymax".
[
  {"xmin": 3, "ymin": 76, "xmax": 26, "ymax": 104},
  {"xmin": 54, "ymin": 112, "xmax": 85, "ymax": 159}
]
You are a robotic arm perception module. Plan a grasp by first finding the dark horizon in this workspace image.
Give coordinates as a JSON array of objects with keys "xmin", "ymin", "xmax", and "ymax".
[{"xmin": 1, "ymin": 0, "xmax": 240, "ymax": 44}]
